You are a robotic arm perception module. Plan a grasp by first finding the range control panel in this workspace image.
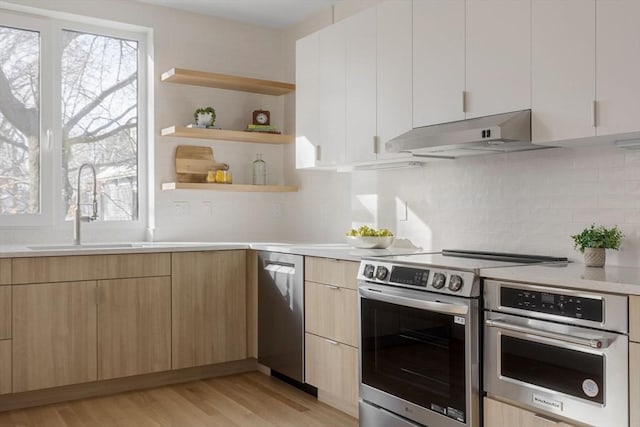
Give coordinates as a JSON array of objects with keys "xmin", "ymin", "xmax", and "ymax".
[
  {"xmin": 358, "ymin": 261, "xmax": 478, "ymax": 297},
  {"xmin": 500, "ymin": 287, "xmax": 603, "ymax": 322}
]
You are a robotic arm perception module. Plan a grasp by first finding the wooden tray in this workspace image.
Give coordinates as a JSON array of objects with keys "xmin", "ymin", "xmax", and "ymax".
[{"xmin": 175, "ymin": 145, "xmax": 227, "ymax": 183}]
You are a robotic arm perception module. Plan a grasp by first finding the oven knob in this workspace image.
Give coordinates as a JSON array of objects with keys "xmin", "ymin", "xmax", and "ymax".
[
  {"xmin": 448, "ymin": 275, "xmax": 464, "ymax": 292},
  {"xmin": 432, "ymin": 273, "xmax": 446, "ymax": 289},
  {"xmin": 363, "ymin": 264, "xmax": 375, "ymax": 279},
  {"xmin": 376, "ymin": 266, "xmax": 389, "ymax": 280}
]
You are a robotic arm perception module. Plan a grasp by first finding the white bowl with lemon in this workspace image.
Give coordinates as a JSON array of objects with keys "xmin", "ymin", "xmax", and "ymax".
[{"xmin": 345, "ymin": 226, "xmax": 394, "ymax": 249}]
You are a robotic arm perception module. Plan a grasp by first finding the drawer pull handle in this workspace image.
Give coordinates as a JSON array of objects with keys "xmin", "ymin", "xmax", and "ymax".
[
  {"xmin": 325, "ymin": 285, "xmax": 340, "ymax": 290},
  {"xmin": 533, "ymin": 413, "xmax": 560, "ymax": 424},
  {"xmin": 324, "ymin": 338, "xmax": 339, "ymax": 345}
]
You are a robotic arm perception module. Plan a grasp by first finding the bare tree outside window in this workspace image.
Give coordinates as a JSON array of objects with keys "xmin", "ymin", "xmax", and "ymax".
[
  {"xmin": 61, "ymin": 30, "xmax": 138, "ymax": 221},
  {"xmin": 0, "ymin": 24, "xmax": 139, "ymax": 222},
  {"xmin": 0, "ymin": 25, "xmax": 40, "ymax": 215}
]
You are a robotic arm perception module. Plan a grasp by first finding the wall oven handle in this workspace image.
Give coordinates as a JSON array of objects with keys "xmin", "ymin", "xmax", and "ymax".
[
  {"xmin": 359, "ymin": 287, "xmax": 469, "ymax": 315},
  {"xmin": 485, "ymin": 319, "xmax": 608, "ymax": 349}
]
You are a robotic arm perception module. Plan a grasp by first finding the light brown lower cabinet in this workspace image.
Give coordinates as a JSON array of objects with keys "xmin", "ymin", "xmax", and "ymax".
[
  {"xmin": 305, "ymin": 281, "xmax": 358, "ymax": 347},
  {"xmin": 0, "ymin": 339, "xmax": 11, "ymax": 394},
  {"xmin": 13, "ymin": 281, "xmax": 98, "ymax": 393},
  {"xmin": 172, "ymin": 250, "xmax": 247, "ymax": 369},
  {"xmin": 305, "ymin": 333, "xmax": 358, "ymax": 408},
  {"xmin": 631, "ymin": 342, "xmax": 640, "ymax": 427},
  {"xmin": 98, "ymin": 277, "xmax": 171, "ymax": 380},
  {"xmin": 0, "ymin": 285, "xmax": 10, "ymax": 339},
  {"xmin": 483, "ymin": 397, "xmax": 577, "ymax": 427}
]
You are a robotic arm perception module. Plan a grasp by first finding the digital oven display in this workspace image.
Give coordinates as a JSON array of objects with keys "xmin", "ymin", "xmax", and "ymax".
[{"xmin": 390, "ymin": 266, "xmax": 430, "ymax": 287}]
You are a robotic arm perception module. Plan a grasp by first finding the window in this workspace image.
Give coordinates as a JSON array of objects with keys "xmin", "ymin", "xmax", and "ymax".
[{"xmin": 0, "ymin": 10, "xmax": 146, "ymax": 227}]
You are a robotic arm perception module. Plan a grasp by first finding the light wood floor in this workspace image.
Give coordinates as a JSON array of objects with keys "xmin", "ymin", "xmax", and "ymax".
[{"xmin": 0, "ymin": 372, "xmax": 358, "ymax": 427}]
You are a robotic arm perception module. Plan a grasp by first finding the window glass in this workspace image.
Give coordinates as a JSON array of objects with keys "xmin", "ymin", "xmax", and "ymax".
[
  {"xmin": 0, "ymin": 25, "xmax": 40, "ymax": 215},
  {"xmin": 61, "ymin": 30, "xmax": 138, "ymax": 221}
]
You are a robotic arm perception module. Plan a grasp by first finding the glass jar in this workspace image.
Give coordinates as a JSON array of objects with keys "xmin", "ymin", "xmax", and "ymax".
[
  {"xmin": 215, "ymin": 169, "xmax": 232, "ymax": 184},
  {"xmin": 252, "ymin": 153, "xmax": 266, "ymax": 185}
]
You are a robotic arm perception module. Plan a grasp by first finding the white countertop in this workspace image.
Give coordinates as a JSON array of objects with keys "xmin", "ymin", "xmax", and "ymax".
[
  {"xmin": 0, "ymin": 241, "xmax": 422, "ymax": 261},
  {"xmin": 480, "ymin": 262, "xmax": 640, "ymax": 296}
]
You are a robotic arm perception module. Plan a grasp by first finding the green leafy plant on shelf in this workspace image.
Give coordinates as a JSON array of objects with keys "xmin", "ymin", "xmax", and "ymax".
[
  {"xmin": 193, "ymin": 106, "xmax": 216, "ymax": 127},
  {"xmin": 571, "ymin": 224, "xmax": 623, "ymax": 253}
]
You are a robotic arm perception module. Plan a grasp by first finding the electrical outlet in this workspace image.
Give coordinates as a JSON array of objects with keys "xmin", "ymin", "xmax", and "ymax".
[
  {"xmin": 173, "ymin": 201, "xmax": 189, "ymax": 217},
  {"xmin": 272, "ymin": 203, "xmax": 282, "ymax": 218}
]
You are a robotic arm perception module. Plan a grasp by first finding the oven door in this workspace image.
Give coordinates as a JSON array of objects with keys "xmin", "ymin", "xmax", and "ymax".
[
  {"xmin": 359, "ymin": 283, "xmax": 480, "ymax": 427},
  {"xmin": 484, "ymin": 311, "xmax": 628, "ymax": 427}
]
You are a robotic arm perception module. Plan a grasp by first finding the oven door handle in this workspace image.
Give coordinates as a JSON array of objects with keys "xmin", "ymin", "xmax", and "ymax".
[
  {"xmin": 485, "ymin": 319, "xmax": 608, "ymax": 349},
  {"xmin": 359, "ymin": 287, "xmax": 469, "ymax": 315}
]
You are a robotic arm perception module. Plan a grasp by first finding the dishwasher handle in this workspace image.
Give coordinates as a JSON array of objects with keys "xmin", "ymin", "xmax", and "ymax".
[
  {"xmin": 485, "ymin": 318, "xmax": 608, "ymax": 349},
  {"xmin": 359, "ymin": 287, "xmax": 469, "ymax": 315}
]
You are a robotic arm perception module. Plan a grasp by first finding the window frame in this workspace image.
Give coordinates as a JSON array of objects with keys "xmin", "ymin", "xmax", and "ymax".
[{"xmin": 0, "ymin": 8, "xmax": 149, "ymax": 232}]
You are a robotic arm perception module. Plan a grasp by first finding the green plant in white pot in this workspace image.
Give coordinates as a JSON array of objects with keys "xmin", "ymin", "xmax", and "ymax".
[
  {"xmin": 571, "ymin": 224, "xmax": 623, "ymax": 267},
  {"xmin": 194, "ymin": 106, "xmax": 216, "ymax": 127}
]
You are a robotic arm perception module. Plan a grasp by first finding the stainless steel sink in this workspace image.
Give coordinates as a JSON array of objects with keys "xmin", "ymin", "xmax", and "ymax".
[{"xmin": 27, "ymin": 243, "xmax": 142, "ymax": 251}]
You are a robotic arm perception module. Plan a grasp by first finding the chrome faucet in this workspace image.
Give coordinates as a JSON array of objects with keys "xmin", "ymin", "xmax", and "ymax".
[{"xmin": 74, "ymin": 163, "xmax": 99, "ymax": 245}]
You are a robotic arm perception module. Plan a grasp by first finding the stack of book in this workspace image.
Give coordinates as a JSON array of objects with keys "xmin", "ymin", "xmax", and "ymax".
[{"xmin": 245, "ymin": 124, "xmax": 281, "ymax": 134}]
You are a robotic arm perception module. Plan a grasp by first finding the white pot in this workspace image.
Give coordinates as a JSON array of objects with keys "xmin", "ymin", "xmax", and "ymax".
[
  {"xmin": 196, "ymin": 112, "xmax": 213, "ymax": 126},
  {"xmin": 584, "ymin": 247, "xmax": 605, "ymax": 267}
]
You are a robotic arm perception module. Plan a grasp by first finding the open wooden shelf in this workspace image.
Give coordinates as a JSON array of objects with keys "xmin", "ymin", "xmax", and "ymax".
[
  {"xmin": 162, "ymin": 182, "xmax": 298, "ymax": 193},
  {"xmin": 161, "ymin": 68, "xmax": 295, "ymax": 96},
  {"xmin": 162, "ymin": 126, "xmax": 293, "ymax": 145}
]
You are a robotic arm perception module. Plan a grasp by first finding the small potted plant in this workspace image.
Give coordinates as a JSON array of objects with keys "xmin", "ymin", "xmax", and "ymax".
[
  {"xmin": 194, "ymin": 106, "xmax": 216, "ymax": 127},
  {"xmin": 571, "ymin": 224, "xmax": 623, "ymax": 267}
]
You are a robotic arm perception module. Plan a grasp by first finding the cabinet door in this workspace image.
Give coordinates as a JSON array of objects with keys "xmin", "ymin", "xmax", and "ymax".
[
  {"xmin": 413, "ymin": 0, "xmax": 465, "ymax": 127},
  {"xmin": 318, "ymin": 21, "xmax": 346, "ymax": 167},
  {"xmin": 631, "ymin": 296, "xmax": 640, "ymax": 342},
  {"xmin": 484, "ymin": 397, "xmax": 577, "ymax": 427},
  {"xmin": 377, "ymin": 0, "xmax": 413, "ymax": 160},
  {"xmin": 98, "ymin": 277, "xmax": 171, "ymax": 380},
  {"xmin": 305, "ymin": 333, "xmax": 358, "ymax": 407},
  {"xmin": 631, "ymin": 342, "xmax": 640, "ymax": 427},
  {"xmin": 172, "ymin": 251, "xmax": 247, "ymax": 369},
  {"xmin": 532, "ymin": 0, "xmax": 596, "ymax": 143},
  {"xmin": 0, "ymin": 340, "xmax": 10, "ymax": 395},
  {"xmin": 345, "ymin": 7, "xmax": 377, "ymax": 164},
  {"xmin": 295, "ymin": 32, "xmax": 320, "ymax": 169},
  {"xmin": 13, "ymin": 281, "xmax": 97, "ymax": 392},
  {"xmin": 466, "ymin": 0, "xmax": 531, "ymax": 118},
  {"xmin": 305, "ymin": 282, "xmax": 358, "ymax": 347},
  {"xmin": 0, "ymin": 259, "xmax": 10, "ymax": 285},
  {"xmin": 596, "ymin": 0, "xmax": 640, "ymax": 136},
  {"xmin": 0, "ymin": 286, "xmax": 9, "ymax": 340}
]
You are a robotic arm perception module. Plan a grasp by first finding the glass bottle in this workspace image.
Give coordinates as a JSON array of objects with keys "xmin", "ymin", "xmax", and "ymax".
[{"xmin": 252, "ymin": 153, "xmax": 266, "ymax": 185}]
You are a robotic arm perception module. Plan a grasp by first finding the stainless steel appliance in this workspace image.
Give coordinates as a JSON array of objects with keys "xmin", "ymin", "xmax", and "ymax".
[
  {"xmin": 257, "ymin": 251, "xmax": 304, "ymax": 382},
  {"xmin": 484, "ymin": 279, "xmax": 629, "ymax": 427},
  {"xmin": 357, "ymin": 250, "xmax": 566, "ymax": 427}
]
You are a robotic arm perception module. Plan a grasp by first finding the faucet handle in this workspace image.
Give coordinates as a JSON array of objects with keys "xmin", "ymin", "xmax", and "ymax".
[{"xmin": 91, "ymin": 200, "xmax": 99, "ymax": 221}]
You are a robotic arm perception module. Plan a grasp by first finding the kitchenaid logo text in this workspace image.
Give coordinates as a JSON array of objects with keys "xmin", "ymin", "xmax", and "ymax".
[{"xmin": 533, "ymin": 394, "xmax": 563, "ymax": 412}]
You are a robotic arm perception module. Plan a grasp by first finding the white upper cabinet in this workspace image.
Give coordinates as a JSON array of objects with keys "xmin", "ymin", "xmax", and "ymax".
[
  {"xmin": 345, "ymin": 7, "xmax": 378, "ymax": 164},
  {"xmin": 318, "ymin": 21, "xmax": 347, "ymax": 166},
  {"xmin": 377, "ymin": 0, "xmax": 413, "ymax": 160},
  {"xmin": 295, "ymin": 32, "xmax": 320, "ymax": 169},
  {"xmin": 465, "ymin": 0, "xmax": 531, "ymax": 118},
  {"xmin": 596, "ymin": 0, "xmax": 640, "ymax": 137},
  {"xmin": 413, "ymin": 0, "xmax": 465, "ymax": 127},
  {"xmin": 532, "ymin": 0, "xmax": 596, "ymax": 143}
]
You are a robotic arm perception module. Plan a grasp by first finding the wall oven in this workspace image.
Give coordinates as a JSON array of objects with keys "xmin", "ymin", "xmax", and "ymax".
[{"xmin": 484, "ymin": 279, "xmax": 629, "ymax": 427}]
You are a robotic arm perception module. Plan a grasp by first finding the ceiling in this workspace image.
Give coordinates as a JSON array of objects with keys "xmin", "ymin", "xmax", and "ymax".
[{"xmin": 136, "ymin": 0, "xmax": 342, "ymax": 28}]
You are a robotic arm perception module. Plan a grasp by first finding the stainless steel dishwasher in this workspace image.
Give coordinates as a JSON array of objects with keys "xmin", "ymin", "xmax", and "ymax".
[{"xmin": 257, "ymin": 251, "xmax": 304, "ymax": 382}]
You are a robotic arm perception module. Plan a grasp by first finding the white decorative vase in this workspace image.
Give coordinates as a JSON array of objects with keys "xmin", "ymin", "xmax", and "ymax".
[{"xmin": 584, "ymin": 247, "xmax": 605, "ymax": 267}]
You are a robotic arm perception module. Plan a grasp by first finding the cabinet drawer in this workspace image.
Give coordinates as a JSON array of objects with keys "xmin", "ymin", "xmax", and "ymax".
[
  {"xmin": 0, "ymin": 286, "xmax": 10, "ymax": 340},
  {"xmin": 305, "ymin": 257, "xmax": 359, "ymax": 289},
  {"xmin": 305, "ymin": 333, "xmax": 358, "ymax": 406},
  {"xmin": 0, "ymin": 259, "xmax": 10, "ymax": 285},
  {"xmin": 484, "ymin": 397, "xmax": 576, "ymax": 427},
  {"xmin": 631, "ymin": 296, "xmax": 640, "ymax": 342},
  {"xmin": 12, "ymin": 253, "xmax": 171, "ymax": 284},
  {"xmin": 305, "ymin": 282, "xmax": 357, "ymax": 347},
  {"xmin": 0, "ymin": 340, "xmax": 10, "ymax": 395}
]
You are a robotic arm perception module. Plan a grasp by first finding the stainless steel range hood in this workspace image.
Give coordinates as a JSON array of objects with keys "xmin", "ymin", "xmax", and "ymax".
[{"xmin": 385, "ymin": 109, "xmax": 548, "ymax": 159}]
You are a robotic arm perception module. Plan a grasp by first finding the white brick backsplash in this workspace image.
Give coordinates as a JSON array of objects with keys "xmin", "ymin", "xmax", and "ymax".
[{"xmin": 348, "ymin": 145, "xmax": 640, "ymax": 265}]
